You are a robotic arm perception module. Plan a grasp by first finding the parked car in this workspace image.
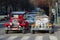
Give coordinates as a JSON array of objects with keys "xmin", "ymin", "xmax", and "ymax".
[
  {"xmin": 25, "ymin": 12, "xmax": 37, "ymax": 27},
  {"xmin": 4, "ymin": 11, "xmax": 29, "ymax": 34},
  {"xmin": 26, "ymin": 15, "xmax": 35, "ymax": 27},
  {"xmin": 0, "ymin": 15, "xmax": 8, "ymax": 21},
  {"xmin": 31, "ymin": 14, "xmax": 54, "ymax": 34}
]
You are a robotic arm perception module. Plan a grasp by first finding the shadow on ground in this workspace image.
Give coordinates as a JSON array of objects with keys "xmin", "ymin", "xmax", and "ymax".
[{"xmin": 54, "ymin": 26, "xmax": 60, "ymax": 32}]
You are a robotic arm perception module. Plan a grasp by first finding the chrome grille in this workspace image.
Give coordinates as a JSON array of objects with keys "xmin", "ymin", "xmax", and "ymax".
[{"xmin": 12, "ymin": 19, "xmax": 19, "ymax": 27}]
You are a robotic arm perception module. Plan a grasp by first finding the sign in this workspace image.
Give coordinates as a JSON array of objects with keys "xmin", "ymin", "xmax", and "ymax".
[{"xmin": 52, "ymin": 9, "xmax": 56, "ymax": 15}]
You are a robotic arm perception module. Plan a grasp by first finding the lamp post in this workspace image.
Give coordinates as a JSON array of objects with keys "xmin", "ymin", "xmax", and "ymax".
[
  {"xmin": 56, "ymin": 0, "xmax": 58, "ymax": 24},
  {"xmin": 52, "ymin": 0, "xmax": 58, "ymax": 24}
]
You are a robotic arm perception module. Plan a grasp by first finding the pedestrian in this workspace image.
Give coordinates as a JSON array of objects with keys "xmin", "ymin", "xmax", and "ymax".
[
  {"xmin": 49, "ymin": 13, "xmax": 54, "ymax": 29},
  {"xmin": 50, "ymin": 13, "xmax": 55, "ymax": 24}
]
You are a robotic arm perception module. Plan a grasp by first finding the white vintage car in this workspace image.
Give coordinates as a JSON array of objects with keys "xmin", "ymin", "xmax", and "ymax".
[{"xmin": 31, "ymin": 14, "xmax": 54, "ymax": 34}]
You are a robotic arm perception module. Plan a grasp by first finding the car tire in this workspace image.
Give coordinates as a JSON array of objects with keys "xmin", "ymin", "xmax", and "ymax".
[
  {"xmin": 49, "ymin": 28, "xmax": 54, "ymax": 34},
  {"xmin": 22, "ymin": 29, "xmax": 26, "ymax": 34},
  {"xmin": 49, "ymin": 25, "xmax": 54, "ymax": 34},
  {"xmin": 31, "ymin": 30, "xmax": 35, "ymax": 34},
  {"xmin": 22, "ymin": 27, "xmax": 26, "ymax": 34},
  {"xmin": 5, "ymin": 30, "xmax": 9, "ymax": 34}
]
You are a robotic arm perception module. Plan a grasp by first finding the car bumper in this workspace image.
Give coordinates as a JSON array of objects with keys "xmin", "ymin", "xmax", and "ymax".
[
  {"xmin": 31, "ymin": 26, "xmax": 52, "ymax": 30},
  {"xmin": 5, "ymin": 27, "xmax": 24, "ymax": 30}
]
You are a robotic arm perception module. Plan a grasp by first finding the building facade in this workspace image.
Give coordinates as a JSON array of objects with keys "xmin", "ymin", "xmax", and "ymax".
[
  {"xmin": 0, "ymin": 0, "xmax": 58, "ymax": 15},
  {"xmin": 58, "ymin": 0, "xmax": 60, "ymax": 13}
]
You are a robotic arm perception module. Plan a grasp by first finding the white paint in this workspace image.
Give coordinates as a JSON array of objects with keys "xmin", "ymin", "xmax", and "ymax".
[
  {"xmin": 21, "ymin": 36, "xmax": 30, "ymax": 40},
  {"xmin": 35, "ymin": 20, "xmax": 41, "ymax": 26},
  {"xmin": 49, "ymin": 36, "xmax": 58, "ymax": 40},
  {"xmin": 35, "ymin": 36, "xmax": 43, "ymax": 40},
  {"xmin": 0, "ymin": 35, "xmax": 6, "ymax": 39},
  {"xmin": 7, "ymin": 36, "xmax": 18, "ymax": 40}
]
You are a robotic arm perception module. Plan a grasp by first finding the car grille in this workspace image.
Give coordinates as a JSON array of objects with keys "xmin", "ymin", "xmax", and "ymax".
[{"xmin": 12, "ymin": 23, "xmax": 19, "ymax": 27}]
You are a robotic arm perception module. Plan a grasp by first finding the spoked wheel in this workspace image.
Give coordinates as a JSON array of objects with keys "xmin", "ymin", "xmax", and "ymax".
[
  {"xmin": 22, "ymin": 27, "xmax": 26, "ymax": 34},
  {"xmin": 49, "ymin": 29, "xmax": 54, "ymax": 34},
  {"xmin": 49, "ymin": 26, "xmax": 54, "ymax": 34},
  {"xmin": 22, "ymin": 29, "xmax": 26, "ymax": 34},
  {"xmin": 5, "ymin": 30, "xmax": 9, "ymax": 34}
]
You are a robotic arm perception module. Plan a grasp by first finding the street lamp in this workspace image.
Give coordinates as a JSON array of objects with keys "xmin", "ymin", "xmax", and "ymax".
[
  {"xmin": 52, "ymin": 0, "xmax": 58, "ymax": 24},
  {"xmin": 55, "ymin": 0, "xmax": 58, "ymax": 24}
]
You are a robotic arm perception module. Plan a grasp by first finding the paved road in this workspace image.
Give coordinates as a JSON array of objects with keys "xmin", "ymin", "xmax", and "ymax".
[
  {"xmin": 0, "ymin": 34, "xmax": 59, "ymax": 40},
  {"xmin": 0, "ymin": 24, "xmax": 60, "ymax": 40}
]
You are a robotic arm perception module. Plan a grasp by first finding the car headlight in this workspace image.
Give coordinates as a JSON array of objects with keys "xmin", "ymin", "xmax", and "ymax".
[
  {"xmin": 31, "ymin": 23, "xmax": 35, "ymax": 28},
  {"xmin": 10, "ymin": 23, "xmax": 12, "ymax": 25},
  {"xmin": 17, "ymin": 23, "xmax": 19, "ymax": 25},
  {"xmin": 19, "ymin": 26, "xmax": 21, "ymax": 27},
  {"xmin": 47, "ymin": 23, "xmax": 52, "ymax": 26}
]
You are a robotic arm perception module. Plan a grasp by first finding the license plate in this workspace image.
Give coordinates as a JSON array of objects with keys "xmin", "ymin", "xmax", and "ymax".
[{"xmin": 12, "ymin": 28, "xmax": 18, "ymax": 30}]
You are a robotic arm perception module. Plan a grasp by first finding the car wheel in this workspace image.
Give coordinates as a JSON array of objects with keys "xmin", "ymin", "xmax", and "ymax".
[
  {"xmin": 22, "ymin": 29, "xmax": 26, "ymax": 34},
  {"xmin": 49, "ymin": 28, "xmax": 54, "ymax": 34},
  {"xmin": 31, "ymin": 30, "xmax": 35, "ymax": 34},
  {"xmin": 22, "ymin": 27, "xmax": 26, "ymax": 34},
  {"xmin": 5, "ymin": 30, "xmax": 9, "ymax": 34}
]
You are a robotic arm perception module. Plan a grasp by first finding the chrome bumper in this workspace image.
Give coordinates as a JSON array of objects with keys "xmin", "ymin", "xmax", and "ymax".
[{"xmin": 5, "ymin": 27, "xmax": 23, "ymax": 30}]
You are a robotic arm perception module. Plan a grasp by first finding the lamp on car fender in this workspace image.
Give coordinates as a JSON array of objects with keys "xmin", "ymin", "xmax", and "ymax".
[{"xmin": 47, "ymin": 23, "xmax": 53, "ymax": 27}]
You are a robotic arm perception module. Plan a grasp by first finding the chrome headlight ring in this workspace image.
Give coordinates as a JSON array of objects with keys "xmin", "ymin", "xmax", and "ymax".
[{"xmin": 10, "ymin": 22, "xmax": 12, "ymax": 25}]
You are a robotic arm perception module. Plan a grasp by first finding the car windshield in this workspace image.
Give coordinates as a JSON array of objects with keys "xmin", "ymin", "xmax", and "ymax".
[
  {"xmin": 26, "ymin": 12, "xmax": 37, "ymax": 16},
  {"xmin": 13, "ymin": 15, "xmax": 18, "ymax": 18},
  {"xmin": 27, "ymin": 16, "xmax": 34, "ymax": 20}
]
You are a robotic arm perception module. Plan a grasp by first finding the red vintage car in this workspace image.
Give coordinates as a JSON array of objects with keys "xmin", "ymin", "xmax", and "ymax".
[{"xmin": 4, "ymin": 12, "xmax": 29, "ymax": 34}]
